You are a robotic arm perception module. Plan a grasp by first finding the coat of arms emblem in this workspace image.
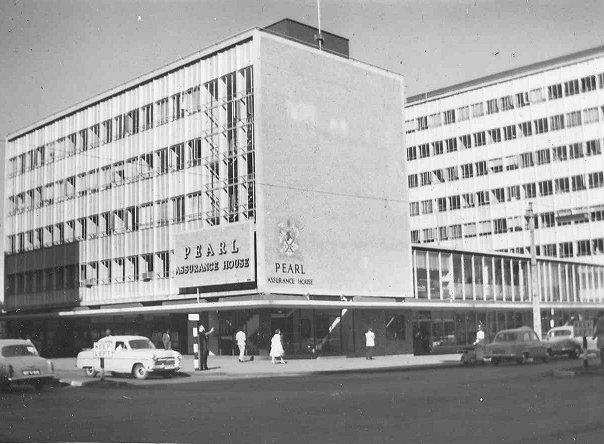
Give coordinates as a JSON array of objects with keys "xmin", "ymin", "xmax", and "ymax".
[{"xmin": 278, "ymin": 219, "xmax": 300, "ymax": 256}]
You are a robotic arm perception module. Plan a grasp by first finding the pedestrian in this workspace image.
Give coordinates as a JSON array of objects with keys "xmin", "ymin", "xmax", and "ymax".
[
  {"xmin": 473, "ymin": 323, "xmax": 486, "ymax": 361},
  {"xmin": 198, "ymin": 324, "xmax": 215, "ymax": 370},
  {"xmin": 104, "ymin": 329, "xmax": 112, "ymax": 337},
  {"xmin": 235, "ymin": 327, "xmax": 247, "ymax": 362},
  {"xmin": 365, "ymin": 327, "xmax": 375, "ymax": 360},
  {"xmin": 162, "ymin": 329, "xmax": 172, "ymax": 350},
  {"xmin": 270, "ymin": 329, "xmax": 286, "ymax": 364},
  {"xmin": 592, "ymin": 311, "xmax": 604, "ymax": 365}
]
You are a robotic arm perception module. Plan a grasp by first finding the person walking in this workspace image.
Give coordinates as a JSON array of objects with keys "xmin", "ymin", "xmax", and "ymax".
[
  {"xmin": 473, "ymin": 323, "xmax": 486, "ymax": 362},
  {"xmin": 198, "ymin": 325, "xmax": 215, "ymax": 371},
  {"xmin": 365, "ymin": 327, "xmax": 375, "ymax": 360},
  {"xmin": 592, "ymin": 311, "xmax": 604, "ymax": 365},
  {"xmin": 270, "ymin": 329, "xmax": 286, "ymax": 364},
  {"xmin": 162, "ymin": 329, "xmax": 172, "ymax": 350},
  {"xmin": 235, "ymin": 327, "xmax": 247, "ymax": 362}
]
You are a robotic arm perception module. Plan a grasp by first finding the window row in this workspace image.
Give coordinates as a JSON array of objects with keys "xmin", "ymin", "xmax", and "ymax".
[
  {"xmin": 406, "ymin": 105, "xmax": 603, "ymax": 161},
  {"xmin": 406, "ymin": 72, "xmax": 604, "ymax": 133}
]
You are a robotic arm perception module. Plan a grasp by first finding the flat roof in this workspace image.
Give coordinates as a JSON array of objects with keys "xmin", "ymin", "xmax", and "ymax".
[{"xmin": 407, "ymin": 44, "xmax": 604, "ymax": 104}]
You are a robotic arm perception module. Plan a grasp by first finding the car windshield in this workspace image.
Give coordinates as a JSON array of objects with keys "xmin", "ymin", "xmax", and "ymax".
[
  {"xmin": 128, "ymin": 339, "xmax": 155, "ymax": 350},
  {"xmin": 494, "ymin": 332, "xmax": 518, "ymax": 342},
  {"xmin": 2, "ymin": 344, "xmax": 39, "ymax": 357},
  {"xmin": 553, "ymin": 330, "xmax": 571, "ymax": 337}
]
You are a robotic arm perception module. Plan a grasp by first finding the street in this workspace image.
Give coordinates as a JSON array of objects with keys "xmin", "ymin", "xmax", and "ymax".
[{"xmin": 2, "ymin": 360, "xmax": 603, "ymax": 443}]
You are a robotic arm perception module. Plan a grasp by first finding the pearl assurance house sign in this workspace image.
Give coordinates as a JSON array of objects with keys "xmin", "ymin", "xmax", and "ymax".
[{"xmin": 174, "ymin": 222, "xmax": 255, "ymax": 289}]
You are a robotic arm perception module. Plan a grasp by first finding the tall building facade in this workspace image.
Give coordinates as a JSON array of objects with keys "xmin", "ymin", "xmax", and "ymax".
[{"xmin": 405, "ymin": 46, "xmax": 604, "ymax": 262}]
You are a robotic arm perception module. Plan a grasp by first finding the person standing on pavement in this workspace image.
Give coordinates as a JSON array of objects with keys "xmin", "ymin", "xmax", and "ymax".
[
  {"xmin": 162, "ymin": 329, "xmax": 172, "ymax": 350},
  {"xmin": 473, "ymin": 323, "xmax": 486, "ymax": 361},
  {"xmin": 270, "ymin": 329, "xmax": 286, "ymax": 364},
  {"xmin": 592, "ymin": 311, "xmax": 604, "ymax": 365},
  {"xmin": 235, "ymin": 327, "xmax": 247, "ymax": 362},
  {"xmin": 365, "ymin": 327, "xmax": 375, "ymax": 360},
  {"xmin": 198, "ymin": 325, "xmax": 215, "ymax": 370}
]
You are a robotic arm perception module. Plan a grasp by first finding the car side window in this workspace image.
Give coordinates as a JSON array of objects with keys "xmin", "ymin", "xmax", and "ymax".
[
  {"xmin": 115, "ymin": 341, "xmax": 125, "ymax": 351},
  {"xmin": 523, "ymin": 333, "xmax": 530, "ymax": 342}
]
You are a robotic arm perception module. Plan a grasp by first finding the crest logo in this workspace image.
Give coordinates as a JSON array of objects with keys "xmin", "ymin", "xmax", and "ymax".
[{"xmin": 278, "ymin": 219, "xmax": 300, "ymax": 257}]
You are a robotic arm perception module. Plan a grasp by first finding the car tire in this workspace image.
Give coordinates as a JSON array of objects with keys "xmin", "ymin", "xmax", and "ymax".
[
  {"xmin": 568, "ymin": 348, "xmax": 581, "ymax": 359},
  {"xmin": 542, "ymin": 353, "xmax": 550, "ymax": 363},
  {"xmin": 83, "ymin": 367, "xmax": 98, "ymax": 378},
  {"xmin": 517, "ymin": 352, "xmax": 529, "ymax": 365},
  {"xmin": 132, "ymin": 364, "xmax": 148, "ymax": 380},
  {"xmin": 33, "ymin": 380, "xmax": 45, "ymax": 390}
]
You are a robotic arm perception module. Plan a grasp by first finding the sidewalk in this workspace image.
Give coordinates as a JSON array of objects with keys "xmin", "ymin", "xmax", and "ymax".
[{"xmin": 52, "ymin": 353, "xmax": 462, "ymax": 387}]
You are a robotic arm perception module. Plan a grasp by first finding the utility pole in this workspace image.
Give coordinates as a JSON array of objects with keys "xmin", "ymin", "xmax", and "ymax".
[
  {"xmin": 315, "ymin": 0, "xmax": 324, "ymax": 50},
  {"xmin": 528, "ymin": 202, "xmax": 542, "ymax": 338}
]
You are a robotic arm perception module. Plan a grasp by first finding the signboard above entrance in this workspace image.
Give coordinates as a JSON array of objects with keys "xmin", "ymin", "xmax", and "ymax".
[{"xmin": 174, "ymin": 222, "xmax": 256, "ymax": 290}]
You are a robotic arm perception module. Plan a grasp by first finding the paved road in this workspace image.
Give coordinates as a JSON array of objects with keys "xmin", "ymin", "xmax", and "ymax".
[{"xmin": 2, "ymin": 360, "xmax": 603, "ymax": 443}]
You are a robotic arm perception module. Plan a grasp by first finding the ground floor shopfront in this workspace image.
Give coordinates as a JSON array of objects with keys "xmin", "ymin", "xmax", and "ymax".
[{"xmin": 4, "ymin": 302, "xmax": 602, "ymax": 358}]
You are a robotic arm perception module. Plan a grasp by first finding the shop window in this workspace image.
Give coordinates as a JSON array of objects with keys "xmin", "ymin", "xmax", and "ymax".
[{"xmin": 385, "ymin": 313, "xmax": 406, "ymax": 340}]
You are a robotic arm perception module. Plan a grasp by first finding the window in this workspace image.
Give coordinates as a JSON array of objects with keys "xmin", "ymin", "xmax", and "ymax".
[
  {"xmin": 523, "ymin": 183, "xmax": 536, "ymax": 198},
  {"xmin": 157, "ymin": 199, "xmax": 169, "ymax": 225},
  {"xmin": 493, "ymin": 218, "xmax": 507, "ymax": 234},
  {"xmin": 492, "ymin": 188, "xmax": 505, "ymax": 203},
  {"xmin": 581, "ymin": 75, "xmax": 596, "ymax": 92},
  {"xmin": 534, "ymin": 118, "xmax": 548, "ymax": 134},
  {"xmin": 438, "ymin": 226, "xmax": 448, "ymax": 241},
  {"xmin": 462, "ymin": 193, "xmax": 475, "ymax": 208},
  {"xmin": 588, "ymin": 171, "xmax": 604, "ymax": 189},
  {"xmin": 410, "ymin": 202, "xmax": 420, "ymax": 216},
  {"xmin": 536, "ymin": 148, "xmax": 551, "ymax": 165},
  {"xmin": 445, "ymin": 138, "xmax": 457, "ymax": 152},
  {"xmin": 102, "ymin": 119, "xmax": 112, "ymax": 144},
  {"xmin": 420, "ymin": 172, "xmax": 431, "ymax": 186},
  {"xmin": 473, "ymin": 131, "xmax": 486, "ymax": 147},
  {"xmin": 127, "ymin": 256, "xmax": 139, "ymax": 281},
  {"xmin": 113, "ymin": 209, "xmax": 125, "ymax": 233},
  {"xmin": 538, "ymin": 180, "xmax": 553, "ymax": 196},
  {"xmin": 157, "ymin": 98, "xmax": 169, "ymax": 125},
  {"xmin": 505, "ymin": 155, "xmax": 519, "ymax": 171},
  {"xmin": 518, "ymin": 121, "xmax": 532, "ymax": 137},
  {"xmin": 478, "ymin": 220, "xmax": 492, "ymax": 236},
  {"xmin": 419, "ymin": 143, "xmax": 430, "ymax": 158},
  {"xmin": 446, "ymin": 166, "xmax": 458, "ymax": 181},
  {"xmin": 157, "ymin": 251, "xmax": 170, "ymax": 278},
  {"xmin": 433, "ymin": 169, "xmax": 445, "ymax": 183},
  {"xmin": 113, "ymin": 162, "xmax": 125, "ymax": 185},
  {"xmin": 408, "ymin": 174, "xmax": 418, "ymax": 188},
  {"xmin": 417, "ymin": 116, "xmax": 428, "ymax": 131},
  {"xmin": 549, "ymin": 114, "xmax": 565, "ymax": 131},
  {"xmin": 448, "ymin": 195, "xmax": 460, "ymax": 210},
  {"xmin": 449, "ymin": 224, "xmax": 462, "ymax": 239},
  {"xmin": 461, "ymin": 163, "xmax": 473, "ymax": 179},
  {"xmin": 432, "ymin": 141, "xmax": 444, "ymax": 155},
  {"xmin": 422, "ymin": 228, "xmax": 434, "ymax": 243},
  {"xmin": 185, "ymin": 86, "xmax": 201, "ymax": 114},
  {"xmin": 125, "ymin": 109, "xmax": 139, "ymax": 135},
  {"xmin": 459, "ymin": 134, "xmax": 471, "ymax": 149},
  {"xmin": 407, "ymin": 146, "xmax": 417, "ymax": 161},
  {"xmin": 142, "ymin": 104, "xmax": 153, "ymax": 130},
  {"xmin": 586, "ymin": 140, "xmax": 601, "ymax": 156},
  {"xmin": 489, "ymin": 158, "xmax": 503, "ymax": 173},
  {"xmin": 475, "ymin": 161, "xmax": 487, "ymax": 176},
  {"xmin": 428, "ymin": 113, "xmax": 442, "ymax": 128},
  {"xmin": 421, "ymin": 199, "xmax": 433, "ymax": 214},
  {"xmin": 503, "ymin": 125, "xmax": 516, "ymax": 141},
  {"xmin": 457, "ymin": 106, "xmax": 469, "ymax": 121},
  {"xmin": 156, "ymin": 148, "xmax": 169, "ymax": 174},
  {"xmin": 559, "ymin": 242, "xmax": 573, "ymax": 258},
  {"xmin": 577, "ymin": 240, "xmax": 591, "ymax": 256},
  {"xmin": 89, "ymin": 124, "xmax": 100, "ymax": 149},
  {"xmin": 487, "ymin": 128, "xmax": 501, "ymax": 143},
  {"xmin": 477, "ymin": 191, "xmax": 490, "ymax": 206},
  {"xmin": 141, "ymin": 254, "xmax": 154, "ymax": 276},
  {"xmin": 571, "ymin": 175, "xmax": 586, "ymax": 191},
  {"xmin": 410, "ymin": 230, "xmax": 420, "ymax": 243},
  {"xmin": 464, "ymin": 222, "xmax": 476, "ymax": 238},
  {"xmin": 520, "ymin": 152, "xmax": 534, "ymax": 168},
  {"xmin": 405, "ymin": 119, "xmax": 417, "ymax": 134},
  {"xmin": 471, "ymin": 102, "xmax": 484, "ymax": 117},
  {"xmin": 569, "ymin": 143, "xmax": 584, "ymax": 159},
  {"xmin": 114, "ymin": 114, "xmax": 124, "ymax": 140},
  {"xmin": 507, "ymin": 185, "xmax": 520, "ymax": 201},
  {"xmin": 555, "ymin": 177, "xmax": 570, "ymax": 193},
  {"xmin": 583, "ymin": 107, "xmax": 599, "ymax": 124},
  {"xmin": 126, "ymin": 206, "xmax": 139, "ymax": 231},
  {"xmin": 515, "ymin": 92, "xmax": 529, "ymax": 107},
  {"xmin": 564, "ymin": 79, "xmax": 579, "ymax": 96},
  {"xmin": 169, "ymin": 143, "xmax": 184, "ymax": 171},
  {"xmin": 140, "ymin": 202, "xmax": 154, "ymax": 228},
  {"xmin": 444, "ymin": 109, "xmax": 456, "ymax": 125},
  {"xmin": 566, "ymin": 111, "xmax": 582, "ymax": 127},
  {"xmin": 543, "ymin": 244, "xmax": 557, "ymax": 257},
  {"xmin": 486, "ymin": 99, "xmax": 499, "ymax": 114},
  {"xmin": 553, "ymin": 145, "xmax": 567, "ymax": 161},
  {"xmin": 541, "ymin": 212, "xmax": 555, "ymax": 228},
  {"xmin": 172, "ymin": 195, "xmax": 185, "ymax": 223},
  {"xmin": 529, "ymin": 88, "xmax": 545, "ymax": 103},
  {"xmin": 436, "ymin": 198, "xmax": 447, "ymax": 212},
  {"xmin": 500, "ymin": 96, "xmax": 514, "ymax": 111},
  {"xmin": 385, "ymin": 313, "xmax": 407, "ymax": 341},
  {"xmin": 172, "ymin": 93, "xmax": 183, "ymax": 120},
  {"xmin": 548, "ymin": 83, "xmax": 563, "ymax": 100}
]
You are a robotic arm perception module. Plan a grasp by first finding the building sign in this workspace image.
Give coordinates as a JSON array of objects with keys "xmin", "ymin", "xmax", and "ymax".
[
  {"xmin": 174, "ymin": 222, "xmax": 255, "ymax": 289},
  {"xmin": 574, "ymin": 320, "xmax": 594, "ymax": 337},
  {"xmin": 266, "ymin": 218, "xmax": 314, "ymax": 287}
]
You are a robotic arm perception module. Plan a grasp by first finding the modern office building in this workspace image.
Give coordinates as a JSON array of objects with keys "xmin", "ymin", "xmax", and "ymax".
[
  {"xmin": 405, "ymin": 47, "xmax": 604, "ymax": 263},
  {"xmin": 2, "ymin": 21, "xmax": 604, "ymax": 358}
]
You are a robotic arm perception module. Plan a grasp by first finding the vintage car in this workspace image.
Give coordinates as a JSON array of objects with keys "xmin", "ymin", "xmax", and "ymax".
[
  {"xmin": 0, "ymin": 339, "xmax": 55, "ymax": 389},
  {"xmin": 544, "ymin": 326, "xmax": 597, "ymax": 358},
  {"xmin": 76, "ymin": 335, "xmax": 182, "ymax": 380},
  {"xmin": 484, "ymin": 326, "xmax": 549, "ymax": 365}
]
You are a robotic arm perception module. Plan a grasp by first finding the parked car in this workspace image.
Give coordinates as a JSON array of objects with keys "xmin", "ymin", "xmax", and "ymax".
[
  {"xmin": 484, "ymin": 326, "xmax": 549, "ymax": 365},
  {"xmin": 544, "ymin": 326, "xmax": 597, "ymax": 358},
  {"xmin": 76, "ymin": 335, "xmax": 182, "ymax": 380},
  {"xmin": 0, "ymin": 339, "xmax": 55, "ymax": 389}
]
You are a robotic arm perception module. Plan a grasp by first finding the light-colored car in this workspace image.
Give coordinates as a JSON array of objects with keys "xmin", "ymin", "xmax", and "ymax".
[
  {"xmin": 0, "ymin": 339, "xmax": 55, "ymax": 389},
  {"xmin": 544, "ymin": 326, "xmax": 598, "ymax": 358},
  {"xmin": 76, "ymin": 335, "xmax": 182, "ymax": 380},
  {"xmin": 484, "ymin": 326, "xmax": 549, "ymax": 365}
]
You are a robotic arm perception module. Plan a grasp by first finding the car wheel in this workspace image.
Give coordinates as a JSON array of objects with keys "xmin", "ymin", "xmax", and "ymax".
[
  {"xmin": 132, "ymin": 364, "xmax": 148, "ymax": 380},
  {"xmin": 83, "ymin": 367, "xmax": 98, "ymax": 378},
  {"xmin": 33, "ymin": 380, "xmax": 45, "ymax": 390},
  {"xmin": 542, "ymin": 353, "xmax": 550, "ymax": 363},
  {"xmin": 547, "ymin": 349, "xmax": 553, "ymax": 358},
  {"xmin": 517, "ymin": 352, "xmax": 529, "ymax": 365},
  {"xmin": 492, "ymin": 358, "xmax": 500, "ymax": 366},
  {"xmin": 568, "ymin": 348, "xmax": 581, "ymax": 359}
]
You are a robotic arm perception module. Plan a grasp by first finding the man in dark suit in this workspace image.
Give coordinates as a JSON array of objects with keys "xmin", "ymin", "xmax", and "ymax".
[{"xmin": 198, "ymin": 325, "xmax": 215, "ymax": 370}]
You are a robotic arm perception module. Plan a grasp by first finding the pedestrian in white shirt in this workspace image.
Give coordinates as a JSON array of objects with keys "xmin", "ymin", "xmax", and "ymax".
[
  {"xmin": 235, "ymin": 328, "xmax": 247, "ymax": 363},
  {"xmin": 365, "ymin": 328, "xmax": 375, "ymax": 360}
]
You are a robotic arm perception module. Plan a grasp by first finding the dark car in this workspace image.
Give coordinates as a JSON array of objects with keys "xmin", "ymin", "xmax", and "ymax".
[{"xmin": 484, "ymin": 326, "xmax": 549, "ymax": 365}]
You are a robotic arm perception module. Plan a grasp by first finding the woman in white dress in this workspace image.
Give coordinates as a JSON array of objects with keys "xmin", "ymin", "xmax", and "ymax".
[{"xmin": 270, "ymin": 329, "xmax": 286, "ymax": 364}]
